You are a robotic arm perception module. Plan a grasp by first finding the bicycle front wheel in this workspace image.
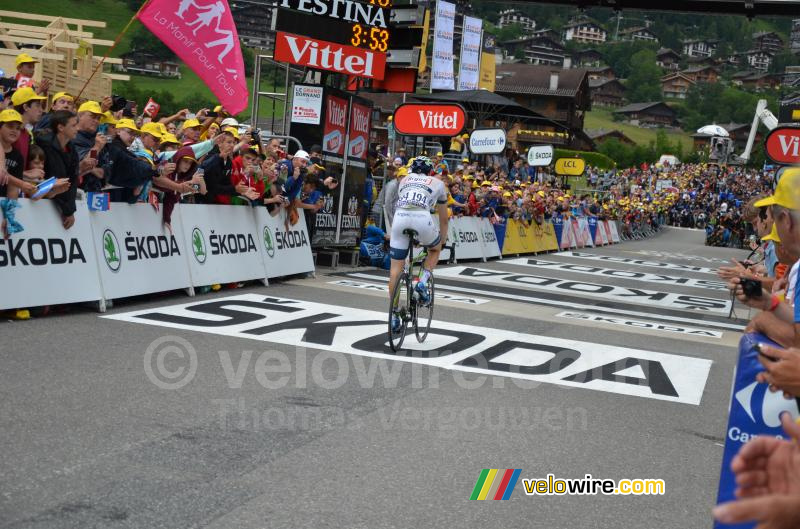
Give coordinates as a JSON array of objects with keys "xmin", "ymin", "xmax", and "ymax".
[
  {"xmin": 414, "ymin": 274, "xmax": 434, "ymax": 342},
  {"xmin": 388, "ymin": 271, "xmax": 411, "ymax": 352}
]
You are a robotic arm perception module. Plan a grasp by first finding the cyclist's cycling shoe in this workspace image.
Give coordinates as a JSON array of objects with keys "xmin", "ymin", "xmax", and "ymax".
[
  {"xmin": 391, "ymin": 311, "xmax": 403, "ymax": 333},
  {"xmin": 415, "ymin": 281, "xmax": 431, "ymax": 305}
]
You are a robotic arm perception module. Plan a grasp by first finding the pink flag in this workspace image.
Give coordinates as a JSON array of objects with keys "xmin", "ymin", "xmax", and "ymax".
[{"xmin": 137, "ymin": 0, "xmax": 249, "ymax": 115}]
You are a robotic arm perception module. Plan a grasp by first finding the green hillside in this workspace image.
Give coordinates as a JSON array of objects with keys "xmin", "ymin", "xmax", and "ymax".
[{"xmin": 585, "ymin": 109, "xmax": 694, "ymax": 152}]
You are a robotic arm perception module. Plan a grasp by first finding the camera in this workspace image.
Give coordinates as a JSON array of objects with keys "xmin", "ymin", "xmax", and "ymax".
[
  {"xmin": 251, "ymin": 127, "xmax": 261, "ymax": 145},
  {"xmin": 110, "ymin": 95, "xmax": 128, "ymax": 112},
  {"xmin": 741, "ymin": 278, "xmax": 763, "ymax": 298}
]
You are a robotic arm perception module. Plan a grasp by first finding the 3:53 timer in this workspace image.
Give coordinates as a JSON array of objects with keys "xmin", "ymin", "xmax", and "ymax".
[{"xmin": 351, "ymin": 24, "xmax": 389, "ymax": 52}]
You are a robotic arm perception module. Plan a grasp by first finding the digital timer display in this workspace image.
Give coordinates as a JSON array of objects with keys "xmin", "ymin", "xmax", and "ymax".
[
  {"xmin": 275, "ymin": 8, "xmax": 390, "ymax": 53},
  {"xmin": 350, "ymin": 24, "xmax": 389, "ymax": 52}
]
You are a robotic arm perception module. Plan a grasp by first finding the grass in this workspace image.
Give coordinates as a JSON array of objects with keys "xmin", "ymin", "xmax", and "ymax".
[{"xmin": 585, "ymin": 108, "xmax": 694, "ymax": 152}]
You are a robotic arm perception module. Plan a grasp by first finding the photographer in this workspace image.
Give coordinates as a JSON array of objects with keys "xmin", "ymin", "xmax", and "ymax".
[{"xmin": 728, "ymin": 169, "xmax": 800, "ymax": 348}]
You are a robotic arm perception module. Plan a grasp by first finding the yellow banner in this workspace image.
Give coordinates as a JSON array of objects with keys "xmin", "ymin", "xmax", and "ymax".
[
  {"xmin": 502, "ymin": 220, "xmax": 559, "ymax": 255},
  {"xmin": 418, "ymin": 9, "xmax": 431, "ymax": 73},
  {"xmin": 554, "ymin": 158, "xmax": 585, "ymax": 176},
  {"xmin": 479, "ymin": 51, "xmax": 495, "ymax": 92}
]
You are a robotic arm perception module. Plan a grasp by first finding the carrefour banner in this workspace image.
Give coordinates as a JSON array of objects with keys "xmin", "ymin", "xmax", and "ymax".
[
  {"xmin": 178, "ymin": 204, "xmax": 265, "ymax": 287},
  {"xmin": 431, "ymin": 0, "xmax": 455, "ymax": 90},
  {"xmin": 457, "ymin": 15, "xmax": 482, "ymax": 91},
  {"xmin": 0, "ymin": 198, "xmax": 100, "ymax": 310},
  {"xmin": 551, "ymin": 214, "xmax": 563, "ymax": 247},
  {"xmin": 587, "ymin": 216, "xmax": 598, "ymax": 243},
  {"xmin": 714, "ymin": 333, "xmax": 800, "ymax": 529}
]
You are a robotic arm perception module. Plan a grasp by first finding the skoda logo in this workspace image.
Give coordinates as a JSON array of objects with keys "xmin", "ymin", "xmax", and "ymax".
[
  {"xmin": 450, "ymin": 225, "xmax": 459, "ymax": 246},
  {"xmin": 102, "ymin": 229, "xmax": 121, "ymax": 272},
  {"xmin": 263, "ymin": 226, "xmax": 275, "ymax": 258},
  {"xmin": 192, "ymin": 227, "xmax": 207, "ymax": 264}
]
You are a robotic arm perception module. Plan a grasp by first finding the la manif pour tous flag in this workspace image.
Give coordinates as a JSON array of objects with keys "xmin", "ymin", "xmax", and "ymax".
[{"xmin": 138, "ymin": 0, "xmax": 249, "ymax": 115}]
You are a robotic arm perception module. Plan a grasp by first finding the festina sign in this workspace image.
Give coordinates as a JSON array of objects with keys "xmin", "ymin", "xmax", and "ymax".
[
  {"xmin": 764, "ymin": 126, "xmax": 800, "ymax": 164},
  {"xmin": 468, "ymin": 128, "xmax": 506, "ymax": 154},
  {"xmin": 275, "ymin": 0, "xmax": 388, "ymax": 28},
  {"xmin": 392, "ymin": 103, "xmax": 467, "ymax": 136},
  {"xmin": 274, "ymin": 31, "xmax": 386, "ymax": 80}
]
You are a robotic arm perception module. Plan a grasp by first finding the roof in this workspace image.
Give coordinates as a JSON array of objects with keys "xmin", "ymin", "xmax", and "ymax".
[
  {"xmin": 619, "ymin": 26, "xmax": 656, "ymax": 35},
  {"xmin": 501, "ymin": 35, "xmax": 564, "ymax": 50},
  {"xmin": 586, "ymin": 128, "xmax": 635, "ymax": 143},
  {"xmin": 682, "ymin": 38, "xmax": 719, "ymax": 45},
  {"xmin": 657, "ymin": 47, "xmax": 681, "ymax": 58},
  {"xmin": 682, "ymin": 65, "xmax": 719, "ymax": 73},
  {"xmin": 586, "ymin": 66, "xmax": 613, "ymax": 73},
  {"xmin": 614, "ymin": 102, "xmax": 676, "ymax": 115},
  {"xmin": 494, "ymin": 64, "xmax": 588, "ymax": 97},
  {"xmin": 691, "ymin": 122, "xmax": 749, "ymax": 137},
  {"xmin": 410, "ymin": 90, "xmax": 566, "ymax": 128},
  {"xmin": 744, "ymin": 49, "xmax": 774, "ymax": 56},
  {"xmin": 574, "ymin": 48, "xmax": 602, "ymax": 56},
  {"xmin": 589, "ymin": 78, "xmax": 625, "ymax": 89},
  {"xmin": 753, "ymin": 31, "xmax": 782, "ymax": 40},
  {"xmin": 661, "ymin": 72, "xmax": 695, "ymax": 83}
]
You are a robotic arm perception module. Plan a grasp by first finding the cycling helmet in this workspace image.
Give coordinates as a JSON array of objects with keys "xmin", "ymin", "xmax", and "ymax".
[{"xmin": 410, "ymin": 156, "xmax": 434, "ymax": 175}]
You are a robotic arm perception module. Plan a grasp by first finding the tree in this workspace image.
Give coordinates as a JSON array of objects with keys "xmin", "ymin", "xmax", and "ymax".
[
  {"xmin": 770, "ymin": 50, "xmax": 796, "ymax": 75},
  {"xmin": 625, "ymin": 49, "xmax": 663, "ymax": 103},
  {"xmin": 129, "ymin": 25, "xmax": 175, "ymax": 60}
]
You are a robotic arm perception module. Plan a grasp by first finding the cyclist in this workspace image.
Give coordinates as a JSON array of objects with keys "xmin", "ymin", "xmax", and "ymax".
[{"xmin": 389, "ymin": 156, "xmax": 449, "ymax": 332}]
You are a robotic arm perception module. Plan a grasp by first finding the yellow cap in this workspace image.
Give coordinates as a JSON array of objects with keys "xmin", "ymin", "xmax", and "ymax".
[
  {"xmin": 10, "ymin": 86, "xmax": 46, "ymax": 107},
  {"xmin": 222, "ymin": 126, "xmax": 240, "ymax": 140},
  {"xmin": 481, "ymin": 181, "xmax": 491, "ymax": 186},
  {"xmin": 515, "ymin": 190, "xmax": 523, "ymax": 196},
  {"xmin": 140, "ymin": 122, "xmax": 163, "ymax": 138},
  {"xmin": 461, "ymin": 133, "xmax": 469, "ymax": 139},
  {"xmin": 214, "ymin": 105, "xmax": 223, "ymax": 112},
  {"xmin": 396, "ymin": 167, "xmax": 408, "ymax": 177},
  {"xmin": 100, "ymin": 111, "xmax": 117, "ymax": 125},
  {"xmin": 160, "ymin": 133, "xmax": 179, "ymax": 145},
  {"xmin": 762, "ymin": 223, "xmax": 781, "ymax": 243},
  {"xmin": 78, "ymin": 100, "xmax": 103, "ymax": 115},
  {"xmin": 436, "ymin": 151, "xmax": 443, "ymax": 156},
  {"xmin": 462, "ymin": 157, "xmax": 469, "ymax": 162},
  {"xmin": 537, "ymin": 190, "xmax": 545, "ymax": 197},
  {"xmin": 0, "ymin": 109, "xmax": 23, "ymax": 124},
  {"xmin": 15, "ymin": 53, "xmax": 38, "ymax": 68},
  {"xmin": 472, "ymin": 181, "xmax": 479, "ymax": 188},
  {"xmin": 183, "ymin": 118, "xmax": 201, "ymax": 129},
  {"xmin": 115, "ymin": 118, "xmax": 140, "ymax": 133},
  {"xmin": 52, "ymin": 91, "xmax": 73, "ymax": 103},
  {"xmin": 754, "ymin": 168, "xmax": 800, "ymax": 210},
  {"xmin": 503, "ymin": 192, "xmax": 512, "ymax": 197}
]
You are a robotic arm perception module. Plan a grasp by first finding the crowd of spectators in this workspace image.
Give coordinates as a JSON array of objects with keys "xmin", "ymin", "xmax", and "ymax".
[
  {"xmin": 713, "ymin": 167, "xmax": 800, "ymax": 527},
  {"xmin": 0, "ymin": 52, "xmax": 338, "ymax": 240}
]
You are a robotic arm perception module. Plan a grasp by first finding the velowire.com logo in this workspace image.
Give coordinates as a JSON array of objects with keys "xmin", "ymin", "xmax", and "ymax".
[{"xmin": 470, "ymin": 469, "xmax": 521, "ymax": 501}]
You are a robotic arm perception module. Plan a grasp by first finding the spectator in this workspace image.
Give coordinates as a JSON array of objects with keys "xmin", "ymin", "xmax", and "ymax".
[
  {"xmin": 230, "ymin": 146, "xmax": 265, "ymax": 206},
  {"xmin": 0, "ymin": 109, "xmax": 36, "ymax": 200},
  {"xmin": 11, "ymin": 87, "xmax": 46, "ymax": 172},
  {"xmin": 101, "ymin": 118, "xmax": 157, "ymax": 203},
  {"xmin": 201, "ymin": 126, "xmax": 240, "ymax": 205},
  {"xmin": 181, "ymin": 117, "xmax": 202, "ymax": 146},
  {"xmin": 14, "ymin": 52, "xmax": 50, "ymax": 94},
  {"xmin": 35, "ymin": 110, "xmax": 95, "ymax": 229},
  {"xmin": 72, "ymin": 100, "xmax": 107, "ymax": 191},
  {"xmin": 35, "ymin": 91, "xmax": 75, "ymax": 132}
]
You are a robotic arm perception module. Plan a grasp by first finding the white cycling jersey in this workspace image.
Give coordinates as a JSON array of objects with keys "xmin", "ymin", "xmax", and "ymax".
[{"xmin": 396, "ymin": 173, "xmax": 448, "ymax": 211}]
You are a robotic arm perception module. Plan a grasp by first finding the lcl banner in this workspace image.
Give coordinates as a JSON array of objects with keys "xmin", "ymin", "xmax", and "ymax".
[{"xmin": 431, "ymin": 0, "xmax": 455, "ymax": 90}]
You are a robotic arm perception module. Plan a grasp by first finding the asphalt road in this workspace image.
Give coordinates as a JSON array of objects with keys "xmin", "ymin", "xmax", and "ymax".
[{"xmin": 1, "ymin": 227, "xmax": 750, "ymax": 528}]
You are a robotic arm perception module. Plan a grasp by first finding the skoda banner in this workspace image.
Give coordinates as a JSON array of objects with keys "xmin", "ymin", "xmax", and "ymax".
[
  {"xmin": 255, "ymin": 208, "xmax": 315, "ymax": 279},
  {"xmin": 0, "ymin": 198, "xmax": 101, "ymax": 310},
  {"xmin": 714, "ymin": 333, "xmax": 800, "ymax": 529},
  {"xmin": 91, "ymin": 203, "xmax": 191, "ymax": 299},
  {"xmin": 527, "ymin": 145, "xmax": 553, "ymax": 167},
  {"xmin": 178, "ymin": 204, "xmax": 266, "ymax": 287}
]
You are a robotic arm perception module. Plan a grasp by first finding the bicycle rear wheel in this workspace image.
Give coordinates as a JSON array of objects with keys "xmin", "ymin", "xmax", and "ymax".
[
  {"xmin": 388, "ymin": 271, "xmax": 411, "ymax": 352},
  {"xmin": 414, "ymin": 274, "xmax": 434, "ymax": 342}
]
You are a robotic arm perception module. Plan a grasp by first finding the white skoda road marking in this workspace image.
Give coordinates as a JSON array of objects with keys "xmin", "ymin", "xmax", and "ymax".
[{"xmin": 104, "ymin": 294, "xmax": 712, "ymax": 404}]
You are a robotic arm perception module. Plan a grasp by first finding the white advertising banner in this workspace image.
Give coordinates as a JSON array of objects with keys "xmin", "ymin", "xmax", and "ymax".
[
  {"xmin": 457, "ymin": 15, "xmax": 482, "ymax": 91},
  {"xmin": 448, "ymin": 216, "xmax": 484, "ymax": 260},
  {"xmin": 577, "ymin": 217, "xmax": 594, "ymax": 247},
  {"xmin": 178, "ymin": 204, "xmax": 266, "ymax": 287},
  {"xmin": 610, "ymin": 222, "xmax": 621, "ymax": 243},
  {"xmin": 431, "ymin": 0, "xmax": 456, "ymax": 90},
  {"xmin": 91, "ymin": 203, "xmax": 192, "ymax": 299},
  {"xmin": 255, "ymin": 208, "xmax": 315, "ymax": 279},
  {"xmin": 0, "ymin": 199, "xmax": 101, "ymax": 310},
  {"xmin": 291, "ymin": 84, "xmax": 323, "ymax": 125},
  {"xmin": 468, "ymin": 128, "xmax": 506, "ymax": 154},
  {"xmin": 527, "ymin": 145, "xmax": 554, "ymax": 167},
  {"xmin": 478, "ymin": 218, "xmax": 502, "ymax": 258}
]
